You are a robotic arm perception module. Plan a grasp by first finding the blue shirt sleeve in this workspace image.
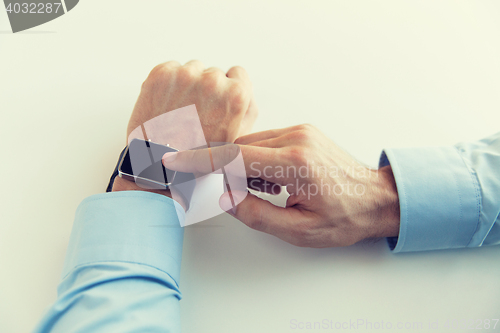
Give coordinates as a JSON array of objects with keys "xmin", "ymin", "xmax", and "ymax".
[
  {"xmin": 380, "ymin": 132, "xmax": 500, "ymax": 253},
  {"xmin": 34, "ymin": 191, "xmax": 186, "ymax": 333}
]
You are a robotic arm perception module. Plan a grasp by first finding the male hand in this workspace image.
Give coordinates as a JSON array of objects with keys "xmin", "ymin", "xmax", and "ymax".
[
  {"xmin": 113, "ymin": 60, "xmax": 258, "ymax": 199},
  {"xmin": 163, "ymin": 124, "xmax": 400, "ymax": 247},
  {"xmin": 127, "ymin": 60, "xmax": 258, "ymax": 143}
]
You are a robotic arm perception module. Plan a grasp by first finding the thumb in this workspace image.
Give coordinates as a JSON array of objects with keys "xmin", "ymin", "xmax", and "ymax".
[{"xmin": 219, "ymin": 191, "xmax": 305, "ymax": 244}]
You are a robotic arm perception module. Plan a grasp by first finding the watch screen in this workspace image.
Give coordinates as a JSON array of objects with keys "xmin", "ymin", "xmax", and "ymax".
[{"xmin": 119, "ymin": 138, "xmax": 178, "ymax": 186}]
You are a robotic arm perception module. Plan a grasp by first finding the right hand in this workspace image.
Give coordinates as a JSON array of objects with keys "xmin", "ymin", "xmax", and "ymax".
[{"xmin": 163, "ymin": 124, "xmax": 400, "ymax": 248}]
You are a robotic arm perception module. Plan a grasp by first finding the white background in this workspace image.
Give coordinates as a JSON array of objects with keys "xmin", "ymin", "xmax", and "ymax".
[{"xmin": 1, "ymin": 1, "xmax": 500, "ymax": 332}]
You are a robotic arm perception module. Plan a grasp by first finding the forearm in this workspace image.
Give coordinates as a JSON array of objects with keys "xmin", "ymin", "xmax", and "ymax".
[
  {"xmin": 34, "ymin": 192, "xmax": 185, "ymax": 333},
  {"xmin": 367, "ymin": 165, "xmax": 400, "ymax": 239},
  {"xmin": 380, "ymin": 131, "xmax": 500, "ymax": 252},
  {"xmin": 36, "ymin": 263, "xmax": 182, "ymax": 333}
]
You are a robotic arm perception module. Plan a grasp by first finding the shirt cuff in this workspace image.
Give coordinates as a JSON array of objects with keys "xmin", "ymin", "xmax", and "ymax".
[
  {"xmin": 379, "ymin": 146, "xmax": 481, "ymax": 253},
  {"xmin": 61, "ymin": 191, "xmax": 185, "ymax": 286}
]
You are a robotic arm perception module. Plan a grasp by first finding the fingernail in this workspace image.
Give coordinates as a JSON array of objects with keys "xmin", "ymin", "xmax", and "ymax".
[
  {"xmin": 219, "ymin": 192, "xmax": 235, "ymax": 214},
  {"xmin": 163, "ymin": 152, "xmax": 177, "ymax": 163}
]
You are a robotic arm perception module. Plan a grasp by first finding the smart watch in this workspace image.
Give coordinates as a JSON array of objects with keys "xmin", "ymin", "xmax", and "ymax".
[{"xmin": 106, "ymin": 138, "xmax": 196, "ymax": 209}]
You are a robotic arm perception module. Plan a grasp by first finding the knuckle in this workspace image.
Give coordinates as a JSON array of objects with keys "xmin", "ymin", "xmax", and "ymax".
[
  {"xmin": 291, "ymin": 129, "xmax": 314, "ymax": 143},
  {"xmin": 150, "ymin": 62, "xmax": 176, "ymax": 76},
  {"xmin": 144, "ymin": 63, "xmax": 176, "ymax": 86},
  {"xmin": 246, "ymin": 218, "xmax": 262, "ymax": 231},
  {"xmin": 245, "ymin": 202, "xmax": 264, "ymax": 230},
  {"xmin": 191, "ymin": 150, "xmax": 209, "ymax": 173},
  {"xmin": 202, "ymin": 70, "xmax": 222, "ymax": 87},
  {"xmin": 228, "ymin": 82, "xmax": 248, "ymax": 108},
  {"xmin": 288, "ymin": 124, "xmax": 317, "ymax": 144},
  {"xmin": 186, "ymin": 59, "xmax": 203, "ymax": 66},
  {"xmin": 229, "ymin": 65, "xmax": 247, "ymax": 75},
  {"xmin": 204, "ymin": 66, "xmax": 222, "ymax": 74},
  {"xmin": 246, "ymin": 218, "xmax": 264, "ymax": 231},
  {"xmin": 177, "ymin": 66, "xmax": 198, "ymax": 81},
  {"xmin": 287, "ymin": 146, "xmax": 310, "ymax": 166},
  {"xmin": 297, "ymin": 123, "xmax": 315, "ymax": 131}
]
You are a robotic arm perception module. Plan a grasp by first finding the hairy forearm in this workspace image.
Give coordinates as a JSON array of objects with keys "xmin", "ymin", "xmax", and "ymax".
[{"xmin": 369, "ymin": 165, "xmax": 400, "ymax": 239}]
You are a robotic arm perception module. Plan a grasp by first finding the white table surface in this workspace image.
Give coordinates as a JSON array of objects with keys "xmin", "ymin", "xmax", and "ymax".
[{"xmin": 1, "ymin": 1, "xmax": 500, "ymax": 332}]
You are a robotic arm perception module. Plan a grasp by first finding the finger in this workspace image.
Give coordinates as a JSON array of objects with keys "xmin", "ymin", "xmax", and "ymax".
[
  {"xmin": 244, "ymin": 134, "xmax": 293, "ymax": 148},
  {"xmin": 247, "ymin": 178, "xmax": 282, "ymax": 195},
  {"xmin": 226, "ymin": 66, "xmax": 251, "ymax": 87},
  {"xmin": 147, "ymin": 61, "xmax": 181, "ymax": 79},
  {"xmin": 159, "ymin": 60, "xmax": 182, "ymax": 69},
  {"xmin": 204, "ymin": 66, "xmax": 225, "ymax": 75},
  {"xmin": 219, "ymin": 191, "xmax": 306, "ymax": 244},
  {"xmin": 226, "ymin": 66, "xmax": 249, "ymax": 80},
  {"xmin": 162, "ymin": 144, "xmax": 241, "ymax": 175},
  {"xmin": 183, "ymin": 60, "xmax": 205, "ymax": 73},
  {"xmin": 163, "ymin": 144, "xmax": 292, "ymax": 184},
  {"xmin": 236, "ymin": 145, "xmax": 290, "ymax": 184},
  {"xmin": 235, "ymin": 124, "xmax": 313, "ymax": 145},
  {"xmin": 235, "ymin": 127, "xmax": 292, "ymax": 145},
  {"xmin": 202, "ymin": 67, "xmax": 227, "ymax": 83}
]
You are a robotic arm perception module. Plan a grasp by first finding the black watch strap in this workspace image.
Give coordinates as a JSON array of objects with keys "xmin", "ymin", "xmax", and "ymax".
[{"xmin": 106, "ymin": 146, "xmax": 128, "ymax": 193}]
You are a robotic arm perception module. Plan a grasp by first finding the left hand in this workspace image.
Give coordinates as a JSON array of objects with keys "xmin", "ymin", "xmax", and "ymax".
[
  {"xmin": 113, "ymin": 60, "xmax": 258, "ymax": 200},
  {"xmin": 127, "ymin": 60, "xmax": 258, "ymax": 143}
]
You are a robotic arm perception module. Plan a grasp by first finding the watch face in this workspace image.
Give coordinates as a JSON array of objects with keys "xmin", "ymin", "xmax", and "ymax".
[{"xmin": 119, "ymin": 138, "xmax": 178, "ymax": 189}]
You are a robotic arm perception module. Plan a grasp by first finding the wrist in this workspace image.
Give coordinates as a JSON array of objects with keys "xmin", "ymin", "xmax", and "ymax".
[
  {"xmin": 110, "ymin": 142, "xmax": 190, "ymax": 210},
  {"xmin": 111, "ymin": 176, "xmax": 170, "ymax": 195},
  {"xmin": 365, "ymin": 165, "xmax": 400, "ymax": 239},
  {"xmin": 111, "ymin": 176, "xmax": 185, "ymax": 206}
]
